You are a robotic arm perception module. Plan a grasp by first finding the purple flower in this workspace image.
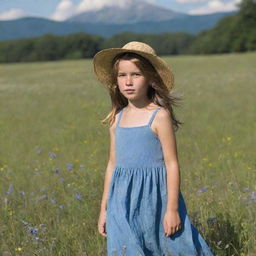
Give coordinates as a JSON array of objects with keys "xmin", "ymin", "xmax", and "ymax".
[
  {"xmin": 35, "ymin": 147, "xmax": 42, "ymax": 154},
  {"xmin": 6, "ymin": 184, "xmax": 14, "ymax": 195},
  {"xmin": 54, "ymin": 168, "xmax": 61, "ymax": 175},
  {"xmin": 19, "ymin": 191, "xmax": 26, "ymax": 197},
  {"xmin": 66, "ymin": 163, "xmax": 73, "ymax": 171},
  {"xmin": 50, "ymin": 198, "xmax": 56, "ymax": 204},
  {"xmin": 251, "ymin": 191, "xmax": 256, "ymax": 200},
  {"xmin": 197, "ymin": 186, "xmax": 208, "ymax": 193},
  {"xmin": 28, "ymin": 226, "xmax": 38, "ymax": 235},
  {"xmin": 48, "ymin": 152, "xmax": 57, "ymax": 158},
  {"xmin": 35, "ymin": 194, "xmax": 48, "ymax": 201},
  {"xmin": 75, "ymin": 193, "xmax": 82, "ymax": 200}
]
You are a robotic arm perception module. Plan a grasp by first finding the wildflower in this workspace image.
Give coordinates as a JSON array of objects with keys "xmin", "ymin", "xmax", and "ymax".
[
  {"xmin": 75, "ymin": 193, "xmax": 82, "ymax": 200},
  {"xmin": 22, "ymin": 220, "xmax": 29, "ymax": 226},
  {"xmin": 15, "ymin": 247, "xmax": 22, "ymax": 252},
  {"xmin": 251, "ymin": 191, "xmax": 256, "ymax": 200},
  {"xmin": 66, "ymin": 163, "xmax": 73, "ymax": 171},
  {"xmin": 202, "ymin": 157, "xmax": 208, "ymax": 161},
  {"xmin": 48, "ymin": 152, "xmax": 57, "ymax": 158},
  {"xmin": 80, "ymin": 164, "xmax": 85, "ymax": 168},
  {"xmin": 50, "ymin": 198, "xmax": 56, "ymax": 204},
  {"xmin": 35, "ymin": 194, "xmax": 48, "ymax": 201},
  {"xmin": 28, "ymin": 226, "xmax": 38, "ymax": 236},
  {"xmin": 59, "ymin": 205, "xmax": 64, "ymax": 209},
  {"xmin": 6, "ymin": 184, "xmax": 14, "ymax": 195},
  {"xmin": 54, "ymin": 168, "xmax": 61, "ymax": 174},
  {"xmin": 197, "ymin": 186, "xmax": 208, "ymax": 193},
  {"xmin": 19, "ymin": 191, "xmax": 26, "ymax": 197},
  {"xmin": 35, "ymin": 147, "xmax": 41, "ymax": 153}
]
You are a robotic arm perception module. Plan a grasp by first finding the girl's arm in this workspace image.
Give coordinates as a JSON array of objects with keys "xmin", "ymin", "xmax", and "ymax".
[
  {"xmin": 154, "ymin": 108, "xmax": 180, "ymax": 211},
  {"xmin": 100, "ymin": 116, "xmax": 117, "ymax": 212}
]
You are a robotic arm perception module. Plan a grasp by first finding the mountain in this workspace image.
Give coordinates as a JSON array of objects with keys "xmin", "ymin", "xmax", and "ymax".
[
  {"xmin": 67, "ymin": 1, "xmax": 187, "ymax": 24},
  {"xmin": 0, "ymin": 11, "xmax": 238, "ymax": 41}
]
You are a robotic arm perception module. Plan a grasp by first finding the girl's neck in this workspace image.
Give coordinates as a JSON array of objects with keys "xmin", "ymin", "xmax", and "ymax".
[{"xmin": 125, "ymin": 100, "xmax": 155, "ymax": 112}]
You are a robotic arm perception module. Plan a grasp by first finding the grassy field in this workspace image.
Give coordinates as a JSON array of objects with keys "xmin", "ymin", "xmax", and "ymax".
[{"xmin": 0, "ymin": 51, "xmax": 255, "ymax": 255}]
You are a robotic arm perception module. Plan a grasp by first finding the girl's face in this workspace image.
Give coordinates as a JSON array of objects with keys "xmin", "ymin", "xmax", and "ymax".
[{"xmin": 117, "ymin": 59, "xmax": 150, "ymax": 100}]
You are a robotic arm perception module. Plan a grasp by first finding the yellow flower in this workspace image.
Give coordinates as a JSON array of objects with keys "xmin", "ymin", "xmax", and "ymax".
[
  {"xmin": 15, "ymin": 247, "xmax": 22, "ymax": 251},
  {"xmin": 74, "ymin": 159, "xmax": 79, "ymax": 163},
  {"xmin": 226, "ymin": 137, "xmax": 232, "ymax": 141},
  {"xmin": 0, "ymin": 167, "xmax": 4, "ymax": 171},
  {"xmin": 208, "ymin": 163, "xmax": 213, "ymax": 167},
  {"xmin": 83, "ymin": 140, "xmax": 87, "ymax": 144},
  {"xmin": 247, "ymin": 167, "xmax": 252, "ymax": 170},
  {"xmin": 202, "ymin": 157, "xmax": 208, "ymax": 161}
]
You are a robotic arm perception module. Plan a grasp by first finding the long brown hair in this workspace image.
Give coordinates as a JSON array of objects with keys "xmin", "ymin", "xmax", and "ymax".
[{"xmin": 100, "ymin": 52, "xmax": 184, "ymax": 132}]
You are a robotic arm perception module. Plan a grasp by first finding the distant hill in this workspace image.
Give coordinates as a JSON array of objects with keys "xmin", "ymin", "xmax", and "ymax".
[
  {"xmin": 67, "ymin": 1, "xmax": 187, "ymax": 24},
  {"xmin": 0, "ymin": 11, "xmax": 237, "ymax": 41},
  {"xmin": 188, "ymin": 2, "xmax": 256, "ymax": 53}
]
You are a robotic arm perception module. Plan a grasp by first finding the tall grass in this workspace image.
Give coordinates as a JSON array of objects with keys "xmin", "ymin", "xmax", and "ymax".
[{"xmin": 0, "ymin": 52, "xmax": 255, "ymax": 255}]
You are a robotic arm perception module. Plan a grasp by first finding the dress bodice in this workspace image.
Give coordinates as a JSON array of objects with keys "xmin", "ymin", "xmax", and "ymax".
[{"xmin": 115, "ymin": 107, "xmax": 165, "ymax": 168}]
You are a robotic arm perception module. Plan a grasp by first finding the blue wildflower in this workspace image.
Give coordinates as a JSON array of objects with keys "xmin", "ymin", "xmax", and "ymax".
[
  {"xmin": 75, "ymin": 193, "xmax": 82, "ymax": 200},
  {"xmin": 251, "ymin": 191, "xmax": 256, "ymax": 200},
  {"xmin": 54, "ymin": 168, "xmax": 61, "ymax": 174},
  {"xmin": 197, "ymin": 186, "xmax": 208, "ymax": 193},
  {"xmin": 6, "ymin": 184, "xmax": 14, "ymax": 195},
  {"xmin": 35, "ymin": 147, "xmax": 41, "ymax": 153},
  {"xmin": 66, "ymin": 163, "xmax": 73, "ymax": 171},
  {"xmin": 48, "ymin": 152, "xmax": 57, "ymax": 158}
]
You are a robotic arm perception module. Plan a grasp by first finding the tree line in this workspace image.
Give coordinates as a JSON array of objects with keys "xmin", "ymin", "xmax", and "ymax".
[{"xmin": 0, "ymin": 0, "xmax": 255, "ymax": 63}]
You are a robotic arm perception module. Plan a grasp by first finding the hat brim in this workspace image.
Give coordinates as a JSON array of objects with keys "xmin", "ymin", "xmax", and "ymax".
[{"xmin": 93, "ymin": 47, "xmax": 174, "ymax": 91}]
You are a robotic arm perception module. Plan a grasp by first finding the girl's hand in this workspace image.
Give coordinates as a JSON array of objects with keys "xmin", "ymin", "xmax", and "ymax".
[
  {"xmin": 163, "ymin": 209, "xmax": 181, "ymax": 237},
  {"xmin": 98, "ymin": 209, "xmax": 107, "ymax": 237}
]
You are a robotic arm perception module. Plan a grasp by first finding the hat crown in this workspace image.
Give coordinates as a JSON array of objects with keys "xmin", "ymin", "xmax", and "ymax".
[{"xmin": 122, "ymin": 41, "xmax": 156, "ymax": 56}]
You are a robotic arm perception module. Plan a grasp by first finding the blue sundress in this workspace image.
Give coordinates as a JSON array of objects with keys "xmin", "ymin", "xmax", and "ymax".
[{"xmin": 106, "ymin": 106, "xmax": 214, "ymax": 256}]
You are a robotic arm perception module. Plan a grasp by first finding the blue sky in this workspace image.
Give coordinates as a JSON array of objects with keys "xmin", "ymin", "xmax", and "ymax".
[{"xmin": 0, "ymin": 0, "xmax": 241, "ymax": 21}]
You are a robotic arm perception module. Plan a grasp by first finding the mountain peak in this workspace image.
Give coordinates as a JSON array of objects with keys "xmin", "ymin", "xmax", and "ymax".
[{"xmin": 67, "ymin": 1, "xmax": 187, "ymax": 24}]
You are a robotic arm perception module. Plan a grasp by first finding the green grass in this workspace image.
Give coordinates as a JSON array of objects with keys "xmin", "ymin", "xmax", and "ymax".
[{"xmin": 0, "ymin": 52, "xmax": 255, "ymax": 255}]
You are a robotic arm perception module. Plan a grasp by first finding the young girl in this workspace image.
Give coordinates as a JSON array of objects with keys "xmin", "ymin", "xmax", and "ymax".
[{"xmin": 93, "ymin": 41, "xmax": 214, "ymax": 256}]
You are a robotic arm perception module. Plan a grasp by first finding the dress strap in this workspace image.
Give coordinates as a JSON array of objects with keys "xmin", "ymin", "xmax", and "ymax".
[
  {"xmin": 116, "ymin": 109, "xmax": 124, "ymax": 127},
  {"xmin": 148, "ymin": 107, "xmax": 161, "ymax": 127}
]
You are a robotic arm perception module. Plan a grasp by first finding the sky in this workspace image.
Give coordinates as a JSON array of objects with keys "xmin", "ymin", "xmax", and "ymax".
[{"xmin": 0, "ymin": 0, "xmax": 241, "ymax": 21}]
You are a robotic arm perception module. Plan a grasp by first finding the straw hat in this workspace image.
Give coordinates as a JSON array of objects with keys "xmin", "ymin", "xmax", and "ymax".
[{"xmin": 93, "ymin": 41, "xmax": 174, "ymax": 91}]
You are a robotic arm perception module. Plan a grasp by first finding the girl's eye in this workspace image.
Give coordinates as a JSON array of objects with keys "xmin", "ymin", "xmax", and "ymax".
[
  {"xmin": 118, "ymin": 74, "xmax": 125, "ymax": 77},
  {"xmin": 134, "ymin": 73, "xmax": 141, "ymax": 76}
]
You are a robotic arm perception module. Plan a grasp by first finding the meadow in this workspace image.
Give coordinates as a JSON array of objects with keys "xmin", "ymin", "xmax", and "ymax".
[{"xmin": 0, "ymin": 51, "xmax": 255, "ymax": 255}]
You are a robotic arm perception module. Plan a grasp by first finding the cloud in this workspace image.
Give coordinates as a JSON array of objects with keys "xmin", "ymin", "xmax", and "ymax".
[
  {"xmin": 188, "ymin": 0, "xmax": 241, "ymax": 14},
  {"xmin": 0, "ymin": 8, "xmax": 27, "ymax": 21},
  {"xmin": 176, "ymin": 0, "xmax": 205, "ymax": 3},
  {"xmin": 51, "ymin": 0, "xmax": 76, "ymax": 21},
  {"xmin": 51, "ymin": 0, "xmax": 155, "ymax": 21}
]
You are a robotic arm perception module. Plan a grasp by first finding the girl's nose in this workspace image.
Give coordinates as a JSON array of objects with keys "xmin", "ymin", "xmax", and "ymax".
[{"xmin": 126, "ymin": 76, "xmax": 132, "ymax": 85}]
